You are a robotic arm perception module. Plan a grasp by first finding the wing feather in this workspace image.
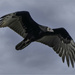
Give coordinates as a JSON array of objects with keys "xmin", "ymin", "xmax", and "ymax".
[
  {"xmin": 0, "ymin": 12, "xmax": 29, "ymax": 38},
  {"xmin": 8, "ymin": 20, "xmax": 27, "ymax": 38},
  {"xmin": 37, "ymin": 34, "xmax": 75, "ymax": 67}
]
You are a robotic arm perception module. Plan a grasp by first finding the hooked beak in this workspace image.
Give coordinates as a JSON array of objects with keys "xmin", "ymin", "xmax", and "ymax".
[{"xmin": 47, "ymin": 27, "xmax": 54, "ymax": 32}]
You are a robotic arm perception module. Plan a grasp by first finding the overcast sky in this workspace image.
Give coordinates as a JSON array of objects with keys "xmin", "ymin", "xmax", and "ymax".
[{"xmin": 0, "ymin": 0, "xmax": 75, "ymax": 75}]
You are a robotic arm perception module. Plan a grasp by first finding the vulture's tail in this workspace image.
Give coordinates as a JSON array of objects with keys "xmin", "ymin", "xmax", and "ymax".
[{"xmin": 15, "ymin": 39, "xmax": 31, "ymax": 50}]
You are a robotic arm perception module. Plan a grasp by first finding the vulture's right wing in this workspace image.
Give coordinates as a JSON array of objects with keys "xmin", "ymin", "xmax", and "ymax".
[{"xmin": 37, "ymin": 28, "xmax": 75, "ymax": 68}]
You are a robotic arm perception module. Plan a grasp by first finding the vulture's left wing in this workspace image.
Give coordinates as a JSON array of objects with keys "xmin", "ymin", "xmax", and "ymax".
[
  {"xmin": 37, "ymin": 28, "xmax": 75, "ymax": 67},
  {"xmin": 8, "ymin": 19, "xmax": 27, "ymax": 38},
  {"xmin": 0, "ymin": 12, "xmax": 27, "ymax": 38}
]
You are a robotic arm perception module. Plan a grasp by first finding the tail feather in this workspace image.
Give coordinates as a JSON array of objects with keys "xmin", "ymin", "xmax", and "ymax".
[{"xmin": 15, "ymin": 39, "xmax": 31, "ymax": 50}]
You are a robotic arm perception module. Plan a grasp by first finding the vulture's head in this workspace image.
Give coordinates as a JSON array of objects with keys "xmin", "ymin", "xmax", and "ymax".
[
  {"xmin": 0, "ymin": 13, "xmax": 18, "ymax": 27},
  {"xmin": 39, "ymin": 25, "xmax": 54, "ymax": 32}
]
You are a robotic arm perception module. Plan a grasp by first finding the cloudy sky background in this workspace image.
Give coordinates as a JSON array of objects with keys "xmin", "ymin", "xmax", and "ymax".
[{"xmin": 0, "ymin": 0, "xmax": 75, "ymax": 75}]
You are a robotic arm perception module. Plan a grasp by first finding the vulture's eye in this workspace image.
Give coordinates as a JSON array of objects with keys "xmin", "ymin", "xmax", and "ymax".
[{"xmin": 47, "ymin": 27, "xmax": 54, "ymax": 32}]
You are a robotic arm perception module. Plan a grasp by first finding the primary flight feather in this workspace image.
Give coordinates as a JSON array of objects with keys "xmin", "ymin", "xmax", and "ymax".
[{"xmin": 0, "ymin": 11, "xmax": 75, "ymax": 67}]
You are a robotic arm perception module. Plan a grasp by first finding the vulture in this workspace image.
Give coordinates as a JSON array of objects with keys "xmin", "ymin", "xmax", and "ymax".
[{"xmin": 0, "ymin": 11, "xmax": 75, "ymax": 68}]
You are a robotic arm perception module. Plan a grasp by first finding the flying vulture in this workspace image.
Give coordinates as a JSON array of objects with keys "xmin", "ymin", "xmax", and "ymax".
[{"xmin": 0, "ymin": 11, "xmax": 75, "ymax": 67}]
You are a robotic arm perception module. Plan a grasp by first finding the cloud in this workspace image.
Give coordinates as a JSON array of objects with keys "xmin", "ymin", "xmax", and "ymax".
[{"xmin": 0, "ymin": 0, "xmax": 75, "ymax": 74}]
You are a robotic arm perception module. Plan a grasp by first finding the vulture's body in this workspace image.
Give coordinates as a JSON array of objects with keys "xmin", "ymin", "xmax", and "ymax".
[{"xmin": 0, "ymin": 11, "xmax": 75, "ymax": 67}]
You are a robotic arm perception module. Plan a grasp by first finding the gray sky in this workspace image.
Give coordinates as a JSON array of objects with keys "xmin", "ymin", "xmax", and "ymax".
[{"xmin": 0, "ymin": 0, "xmax": 75, "ymax": 75}]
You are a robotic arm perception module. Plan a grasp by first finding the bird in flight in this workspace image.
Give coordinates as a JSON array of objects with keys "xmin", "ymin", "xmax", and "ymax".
[{"xmin": 0, "ymin": 11, "xmax": 75, "ymax": 68}]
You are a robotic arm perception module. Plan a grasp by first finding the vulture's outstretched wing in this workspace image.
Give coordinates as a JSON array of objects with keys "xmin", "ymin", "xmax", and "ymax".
[
  {"xmin": 37, "ymin": 28, "xmax": 75, "ymax": 67},
  {"xmin": 0, "ymin": 11, "xmax": 40, "ymax": 38},
  {"xmin": 0, "ymin": 13, "xmax": 27, "ymax": 38},
  {"xmin": 0, "ymin": 11, "xmax": 36, "ymax": 38}
]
